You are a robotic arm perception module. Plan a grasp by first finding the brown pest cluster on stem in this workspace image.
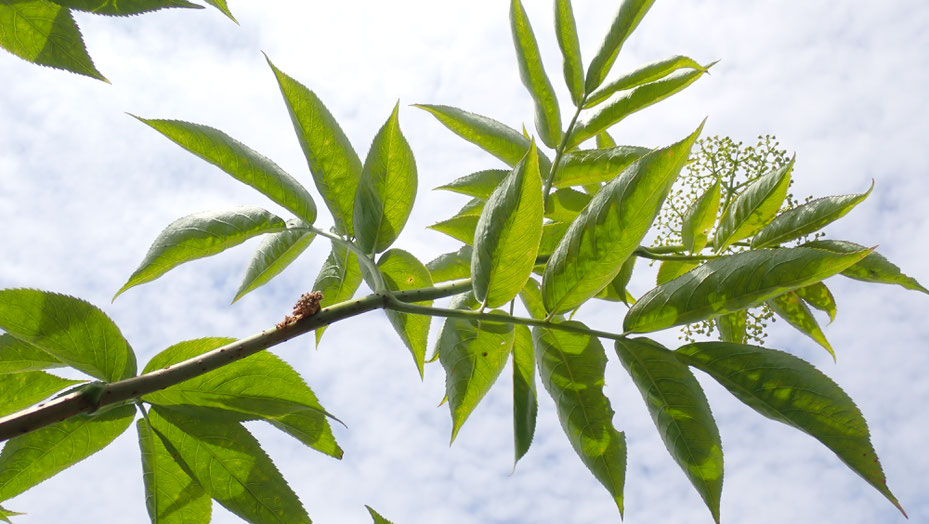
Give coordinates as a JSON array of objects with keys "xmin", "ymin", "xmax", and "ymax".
[{"xmin": 276, "ymin": 291, "xmax": 323, "ymax": 329}]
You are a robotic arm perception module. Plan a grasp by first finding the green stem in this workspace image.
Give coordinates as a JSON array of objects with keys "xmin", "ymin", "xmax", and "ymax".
[
  {"xmin": 543, "ymin": 95, "xmax": 587, "ymax": 206},
  {"xmin": 309, "ymin": 226, "xmax": 386, "ymax": 293}
]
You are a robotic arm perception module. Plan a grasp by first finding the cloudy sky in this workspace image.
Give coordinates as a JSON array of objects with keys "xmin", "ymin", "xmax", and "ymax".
[{"xmin": 1, "ymin": 1, "xmax": 927, "ymax": 523}]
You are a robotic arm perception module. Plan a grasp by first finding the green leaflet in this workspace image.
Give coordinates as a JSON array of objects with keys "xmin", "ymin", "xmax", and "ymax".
[
  {"xmin": 803, "ymin": 240, "xmax": 929, "ymax": 294},
  {"xmin": 116, "ymin": 206, "xmax": 286, "ymax": 298},
  {"xmin": 545, "ymin": 188, "xmax": 590, "ymax": 223},
  {"xmin": 428, "ymin": 215, "xmax": 479, "ymax": 245},
  {"xmin": 614, "ymin": 337, "xmax": 723, "ymax": 522},
  {"xmin": 0, "ymin": 333, "xmax": 63, "ymax": 374},
  {"xmin": 533, "ymin": 323, "xmax": 627, "ymax": 516},
  {"xmin": 595, "ymin": 255, "xmax": 636, "ymax": 305},
  {"xmin": 538, "ymin": 221, "xmax": 570, "ymax": 258},
  {"xmin": 543, "ymin": 122, "xmax": 703, "ymax": 315},
  {"xmin": 354, "ymin": 103, "xmax": 418, "ymax": 254},
  {"xmin": 767, "ymin": 291, "xmax": 834, "ymax": 359},
  {"xmin": 656, "ymin": 259, "xmax": 699, "ymax": 285},
  {"xmin": 137, "ymin": 418, "xmax": 211, "ymax": 524},
  {"xmin": 585, "ymin": 55, "xmax": 709, "ymax": 108},
  {"xmin": 268, "ymin": 58, "xmax": 362, "ymax": 236},
  {"xmin": 512, "ymin": 324, "xmax": 537, "ymax": 466},
  {"xmin": 200, "ymin": 0, "xmax": 235, "ymax": 22},
  {"xmin": 436, "ymin": 169, "xmax": 508, "ymax": 199},
  {"xmin": 149, "ymin": 405, "xmax": 310, "ymax": 523},
  {"xmin": 312, "ymin": 242, "xmax": 364, "ymax": 346},
  {"xmin": 624, "ymin": 246, "xmax": 873, "ymax": 333},
  {"xmin": 0, "ymin": 371, "xmax": 81, "ymax": 417},
  {"xmin": 426, "ymin": 245, "xmax": 473, "ymax": 283},
  {"xmin": 510, "ymin": 0, "xmax": 562, "ymax": 148},
  {"xmin": 554, "ymin": 0, "xmax": 584, "ymax": 106},
  {"xmin": 438, "ymin": 314, "xmax": 515, "ymax": 443},
  {"xmin": 569, "ymin": 68, "xmax": 710, "ymax": 150},
  {"xmin": 233, "ymin": 219, "xmax": 316, "ymax": 303},
  {"xmin": 0, "ymin": 1, "xmax": 106, "ymax": 81},
  {"xmin": 752, "ymin": 183, "xmax": 872, "ymax": 248},
  {"xmin": 472, "ymin": 143, "xmax": 543, "ymax": 308},
  {"xmin": 0, "ymin": 403, "xmax": 135, "ymax": 502},
  {"xmin": 795, "ymin": 281, "xmax": 837, "ymax": 323},
  {"xmin": 596, "ymin": 130, "xmax": 617, "ymax": 148},
  {"xmin": 0, "ymin": 289, "xmax": 136, "ymax": 381},
  {"xmin": 681, "ymin": 178, "xmax": 721, "ymax": 253},
  {"xmin": 0, "ymin": 504, "xmax": 23, "ymax": 522},
  {"xmin": 49, "ymin": 0, "xmax": 201, "ymax": 16},
  {"xmin": 552, "ymin": 145, "xmax": 650, "ymax": 189},
  {"xmin": 365, "ymin": 505, "xmax": 395, "ymax": 524},
  {"xmin": 715, "ymin": 310, "xmax": 746, "ymax": 344},
  {"xmin": 374, "ymin": 249, "xmax": 434, "ymax": 377},
  {"xmin": 714, "ymin": 157, "xmax": 794, "ymax": 252},
  {"xmin": 584, "ymin": 0, "xmax": 656, "ymax": 93},
  {"xmin": 676, "ymin": 342, "xmax": 905, "ymax": 515},
  {"xmin": 135, "ymin": 117, "xmax": 318, "ymax": 226},
  {"xmin": 518, "ymin": 278, "xmax": 548, "ymax": 320},
  {"xmin": 142, "ymin": 338, "xmax": 342, "ymax": 459}
]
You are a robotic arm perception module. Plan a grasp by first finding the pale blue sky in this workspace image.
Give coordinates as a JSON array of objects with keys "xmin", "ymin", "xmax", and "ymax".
[{"xmin": 1, "ymin": 1, "xmax": 927, "ymax": 523}]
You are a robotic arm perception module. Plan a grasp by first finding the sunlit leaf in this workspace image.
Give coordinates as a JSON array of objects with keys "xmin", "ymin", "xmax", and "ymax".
[
  {"xmin": 149, "ymin": 405, "xmax": 311, "ymax": 523},
  {"xmin": 50, "ymin": 0, "xmax": 201, "ymax": 16},
  {"xmin": 436, "ymin": 169, "xmax": 508, "ymax": 199},
  {"xmin": 584, "ymin": 0, "xmax": 655, "ymax": 92},
  {"xmin": 767, "ymin": 291, "xmax": 834, "ymax": 359},
  {"xmin": 545, "ymin": 188, "xmax": 590, "ymax": 223},
  {"xmin": 595, "ymin": 255, "xmax": 636, "ymax": 305},
  {"xmin": 615, "ymin": 337, "xmax": 722, "ymax": 522},
  {"xmin": 355, "ymin": 103, "xmax": 418, "ymax": 254},
  {"xmin": 233, "ymin": 219, "xmax": 316, "ymax": 303},
  {"xmin": 200, "ymin": 0, "xmax": 235, "ymax": 22},
  {"xmin": 569, "ymin": 69, "xmax": 709, "ymax": 150},
  {"xmin": 656, "ymin": 259, "xmax": 699, "ymax": 285},
  {"xmin": 0, "ymin": 403, "xmax": 135, "ymax": 501},
  {"xmin": 0, "ymin": 504, "xmax": 23, "ymax": 522},
  {"xmin": 596, "ymin": 131, "xmax": 617, "ymax": 148},
  {"xmin": 802, "ymin": 240, "xmax": 929, "ymax": 295},
  {"xmin": 472, "ymin": 143, "xmax": 543, "ymax": 308},
  {"xmin": 268, "ymin": 58, "xmax": 362, "ymax": 235},
  {"xmin": 365, "ymin": 505, "xmax": 395, "ymax": 524},
  {"xmin": 552, "ymin": 145, "xmax": 650, "ymax": 189},
  {"xmin": 510, "ymin": 0, "xmax": 562, "ymax": 148},
  {"xmin": 681, "ymin": 178, "xmax": 721, "ymax": 253},
  {"xmin": 0, "ymin": 334, "xmax": 63, "ymax": 374},
  {"xmin": 795, "ymin": 281, "xmax": 836, "ymax": 323},
  {"xmin": 752, "ymin": 183, "xmax": 872, "ymax": 248},
  {"xmin": 518, "ymin": 278, "xmax": 548, "ymax": 320},
  {"xmin": 586, "ymin": 55, "xmax": 709, "ymax": 108},
  {"xmin": 554, "ymin": 0, "xmax": 584, "ymax": 106},
  {"xmin": 715, "ymin": 310, "xmax": 746, "ymax": 344},
  {"xmin": 134, "ymin": 117, "xmax": 317, "ymax": 225},
  {"xmin": 373, "ymin": 250, "xmax": 434, "ymax": 377},
  {"xmin": 0, "ymin": 371, "xmax": 81, "ymax": 417},
  {"xmin": 137, "ymin": 418, "xmax": 211, "ymax": 524},
  {"xmin": 0, "ymin": 289, "xmax": 136, "ymax": 381},
  {"xmin": 426, "ymin": 245, "xmax": 473, "ymax": 283},
  {"xmin": 533, "ymin": 323, "xmax": 626, "ymax": 516},
  {"xmin": 537, "ymin": 221, "xmax": 570, "ymax": 258},
  {"xmin": 676, "ymin": 342, "xmax": 905, "ymax": 515},
  {"xmin": 438, "ymin": 314, "xmax": 514, "ymax": 443},
  {"xmin": 116, "ymin": 207, "xmax": 286, "ymax": 298},
  {"xmin": 427, "ymin": 214, "xmax": 479, "ymax": 245},
  {"xmin": 543, "ymin": 122, "xmax": 703, "ymax": 315},
  {"xmin": 312, "ymin": 242, "xmax": 364, "ymax": 345},
  {"xmin": 0, "ymin": 1, "xmax": 106, "ymax": 80},
  {"xmin": 624, "ymin": 246, "xmax": 872, "ymax": 333},
  {"xmin": 714, "ymin": 157, "xmax": 794, "ymax": 252},
  {"xmin": 512, "ymin": 325, "xmax": 537, "ymax": 466}
]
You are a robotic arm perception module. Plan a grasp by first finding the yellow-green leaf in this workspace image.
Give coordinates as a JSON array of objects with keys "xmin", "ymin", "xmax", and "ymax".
[
  {"xmin": 681, "ymin": 178, "xmax": 721, "ymax": 253},
  {"xmin": 715, "ymin": 310, "xmax": 746, "ymax": 344},
  {"xmin": 512, "ymin": 324, "xmax": 537, "ymax": 466},
  {"xmin": 584, "ymin": 0, "xmax": 656, "ymax": 93},
  {"xmin": 714, "ymin": 157, "xmax": 794, "ymax": 252},
  {"xmin": 52, "ymin": 0, "xmax": 202, "ymax": 16},
  {"xmin": 767, "ymin": 291, "xmax": 834, "ymax": 360},
  {"xmin": 803, "ymin": 240, "xmax": 928, "ymax": 295},
  {"xmin": 656, "ymin": 259, "xmax": 699, "ymax": 285},
  {"xmin": 233, "ymin": 219, "xmax": 316, "ymax": 303},
  {"xmin": 510, "ymin": 0, "xmax": 562, "ymax": 148},
  {"xmin": 426, "ymin": 245, "xmax": 473, "ymax": 283},
  {"xmin": 312, "ymin": 242, "xmax": 364, "ymax": 346},
  {"xmin": 374, "ymin": 249, "xmax": 434, "ymax": 377},
  {"xmin": 585, "ymin": 55, "xmax": 709, "ymax": 108},
  {"xmin": 554, "ymin": 0, "xmax": 584, "ymax": 106},
  {"xmin": 752, "ymin": 183, "xmax": 872, "ymax": 248},
  {"xmin": 0, "ymin": 371, "xmax": 82, "ymax": 417},
  {"xmin": 137, "ymin": 418, "xmax": 211, "ymax": 524},
  {"xmin": 552, "ymin": 145, "xmax": 650, "ymax": 189},
  {"xmin": 0, "ymin": 334, "xmax": 63, "ymax": 374},
  {"xmin": 795, "ymin": 281, "xmax": 837, "ymax": 323},
  {"xmin": 436, "ymin": 169, "xmax": 508, "ymax": 199}
]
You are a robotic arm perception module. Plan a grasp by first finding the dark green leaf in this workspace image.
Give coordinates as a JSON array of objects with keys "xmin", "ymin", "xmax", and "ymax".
[
  {"xmin": 543, "ymin": 122, "xmax": 703, "ymax": 314},
  {"xmin": 752, "ymin": 184, "xmax": 872, "ymax": 248},
  {"xmin": 676, "ymin": 342, "xmax": 905, "ymax": 515},
  {"xmin": 584, "ymin": 0, "xmax": 656, "ymax": 92},
  {"xmin": 594, "ymin": 255, "xmax": 636, "ymax": 304},
  {"xmin": 570, "ymin": 68, "xmax": 709, "ymax": 150},
  {"xmin": 512, "ymin": 324, "xmax": 537, "ymax": 466},
  {"xmin": 365, "ymin": 505, "xmax": 394, "ymax": 524},
  {"xmin": 0, "ymin": 334, "xmax": 63, "ymax": 374},
  {"xmin": 715, "ymin": 311, "xmax": 746, "ymax": 344},
  {"xmin": 374, "ymin": 250, "xmax": 434, "ymax": 377},
  {"xmin": 510, "ymin": 0, "xmax": 562, "ymax": 148},
  {"xmin": 545, "ymin": 188, "xmax": 590, "ymax": 223},
  {"xmin": 615, "ymin": 337, "xmax": 722, "ymax": 522},
  {"xmin": 436, "ymin": 169, "xmax": 508, "ymax": 199},
  {"xmin": 137, "ymin": 418, "xmax": 211, "ymax": 524},
  {"xmin": 585, "ymin": 55, "xmax": 709, "ymax": 108},
  {"xmin": 142, "ymin": 338, "xmax": 342, "ymax": 459},
  {"xmin": 767, "ymin": 291, "xmax": 834, "ymax": 359},
  {"xmin": 552, "ymin": 145, "xmax": 650, "ymax": 189},
  {"xmin": 438, "ymin": 314, "xmax": 515, "ymax": 442},
  {"xmin": 0, "ymin": 1, "xmax": 106, "ymax": 80},
  {"xmin": 116, "ymin": 207, "xmax": 286, "ymax": 298},
  {"xmin": 355, "ymin": 103, "xmax": 418, "ymax": 254},
  {"xmin": 0, "ymin": 371, "xmax": 81, "ymax": 417},
  {"xmin": 803, "ymin": 240, "xmax": 928, "ymax": 294},
  {"xmin": 426, "ymin": 245, "xmax": 473, "ymax": 283},
  {"xmin": 0, "ymin": 403, "xmax": 134, "ymax": 501},
  {"xmin": 200, "ymin": 0, "xmax": 234, "ymax": 22},
  {"xmin": 135, "ymin": 117, "xmax": 317, "ymax": 225},
  {"xmin": 681, "ymin": 178, "xmax": 721, "ymax": 253},
  {"xmin": 624, "ymin": 246, "xmax": 873, "ymax": 333},
  {"xmin": 795, "ymin": 282, "xmax": 836, "ymax": 323},
  {"xmin": 0, "ymin": 289, "xmax": 136, "ymax": 381},
  {"xmin": 554, "ymin": 0, "xmax": 584, "ymax": 106},
  {"xmin": 714, "ymin": 157, "xmax": 794, "ymax": 252},
  {"xmin": 656, "ymin": 259, "xmax": 699, "ymax": 285},
  {"xmin": 427, "ymin": 214, "xmax": 479, "ymax": 245},
  {"xmin": 533, "ymin": 323, "xmax": 626, "ymax": 516},
  {"xmin": 312, "ymin": 243, "xmax": 364, "ymax": 345},
  {"xmin": 149, "ymin": 405, "xmax": 310, "ymax": 523},
  {"xmin": 50, "ymin": 0, "xmax": 201, "ymax": 16},
  {"xmin": 472, "ymin": 143, "xmax": 543, "ymax": 308},
  {"xmin": 267, "ymin": 58, "xmax": 362, "ymax": 235},
  {"xmin": 233, "ymin": 219, "xmax": 316, "ymax": 303}
]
